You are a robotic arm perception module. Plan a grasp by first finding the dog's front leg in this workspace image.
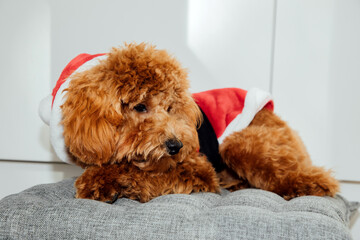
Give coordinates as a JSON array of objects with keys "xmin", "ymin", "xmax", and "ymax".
[
  {"xmin": 174, "ymin": 152, "xmax": 221, "ymax": 194},
  {"xmin": 75, "ymin": 164, "xmax": 122, "ymax": 203},
  {"xmin": 75, "ymin": 156, "xmax": 220, "ymax": 203},
  {"xmin": 219, "ymin": 108, "xmax": 339, "ymax": 199},
  {"xmin": 126, "ymin": 153, "xmax": 221, "ymax": 202}
]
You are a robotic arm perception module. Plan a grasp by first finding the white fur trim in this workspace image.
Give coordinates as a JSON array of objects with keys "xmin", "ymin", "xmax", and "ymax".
[
  {"xmin": 218, "ymin": 88, "xmax": 273, "ymax": 144},
  {"xmin": 43, "ymin": 55, "xmax": 108, "ymax": 164},
  {"xmin": 39, "ymin": 94, "xmax": 52, "ymax": 125},
  {"xmin": 50, "ymin": 79, "xmax": 71, "ymax": 163}
]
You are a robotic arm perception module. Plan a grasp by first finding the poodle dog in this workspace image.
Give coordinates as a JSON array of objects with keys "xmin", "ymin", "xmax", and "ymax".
[{"xmin": 40, "ymin": 43, "xmax": 339, "ymax": 203}]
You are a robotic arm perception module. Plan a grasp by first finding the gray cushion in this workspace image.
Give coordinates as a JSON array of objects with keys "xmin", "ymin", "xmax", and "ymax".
[{"xmin": 0, "ymin": 178, "xmax": 359, "ymax": 240}]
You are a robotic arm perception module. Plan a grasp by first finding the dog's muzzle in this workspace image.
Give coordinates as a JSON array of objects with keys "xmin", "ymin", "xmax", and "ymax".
[{"xmin": 165, "ymin": 139, "xmax": 183, "ymax": 155}]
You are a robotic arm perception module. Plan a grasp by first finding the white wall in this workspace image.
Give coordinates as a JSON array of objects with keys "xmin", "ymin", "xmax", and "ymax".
[
  {"xmin": 273, "ymin": 0, "xmax": 360, "ymax": 181},
  {"xmin": 0, "ymin": 161, "xmax": 83, "ymax": 199},
  {"xmin": 0, "ymin": 0, "xmax": 54, "ymax": 162},
  {"xmin": 48, "ymin": 0, "xmax": 274, "ymax": 92},
  {"xmin": 187, "ymin": 0, "xmax": 275, "ymax": 91}
]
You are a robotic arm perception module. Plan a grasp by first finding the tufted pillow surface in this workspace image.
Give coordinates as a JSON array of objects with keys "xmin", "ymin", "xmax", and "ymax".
[{"xmin": 0, "ymin": 178, "xmax": 359, "ymax": 240}]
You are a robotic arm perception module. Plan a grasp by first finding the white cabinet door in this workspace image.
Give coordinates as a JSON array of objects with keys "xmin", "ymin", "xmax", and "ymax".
[
  {"xmin": 0, "ymin": 0, "xmax": 274, "ymax": 162},
  {"xmin": 0, "ymin": 0, "xmax": 54, "ymax": 162},
  {"xmin": 49, "ymin": 0, "xmax": 275, "ymax": 92},
  {"xmin": 186, "ymin": 0, "xmax": 275, "ymax": 92},
  {"xmin": 272, "ymin": 0, "xmax": 360, "ymax": 181}
]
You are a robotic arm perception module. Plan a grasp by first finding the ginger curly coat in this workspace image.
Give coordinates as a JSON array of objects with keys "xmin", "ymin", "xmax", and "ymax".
[{"xmin": 61, "ymin": 43, "xmax": 339, "ymax": 203}]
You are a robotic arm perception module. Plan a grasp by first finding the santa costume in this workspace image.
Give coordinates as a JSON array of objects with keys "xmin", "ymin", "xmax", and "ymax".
[{"xmin": 39, "ymin": 53, "xmax": 274, "ymax": 170}]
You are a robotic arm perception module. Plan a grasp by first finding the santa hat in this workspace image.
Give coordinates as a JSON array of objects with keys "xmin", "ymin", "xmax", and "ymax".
[
  {"xmin": 39, "ymin": 53, "xmax": 107, "ymax": 164},
  {"xmin": 192, "ymin": 87, "xmax": 274, "ymax": 144}
]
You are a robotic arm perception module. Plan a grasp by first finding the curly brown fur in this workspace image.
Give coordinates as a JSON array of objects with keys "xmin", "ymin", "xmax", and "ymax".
[
  {"xmin": 62, "ymin": 43, "xmax": 339, "ymax": 203},
  {"xmin": 62, "ymin": 43, "xmax": 218, "ymax": 202},
  {"xmin": 75, "ymin": 152, "xmax": 219, "ymax": 203},
  {"xmin": 219, "ymin": 109, "xmax": 339, "ymax": 199},
  {"xmin": 62, "ymin": 43, "xmax": 201, "ymax": 167}
]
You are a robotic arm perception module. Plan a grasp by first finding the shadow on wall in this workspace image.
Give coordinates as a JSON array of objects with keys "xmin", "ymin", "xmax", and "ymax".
[{"xmin": 51, "ymin": 163, "xmax": 84, "ymax": 180}]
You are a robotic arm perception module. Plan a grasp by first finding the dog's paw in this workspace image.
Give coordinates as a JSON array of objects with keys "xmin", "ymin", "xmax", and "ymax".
[
  {"xmin": 183, "ymin": 156, "xmax": 221, "ymax": 194},
  {"xmin": 75, "ymin": 180, "xmax": 120, "ymax": 203},
  {"xmin": 217, "ymin": 168, "xmax": 252, "ymax": 192},
  {"xmin": 105, "ymin": 192, "xmax": 120, "ymax": 204},
  {"xmin": 283, "ymin": 185, "xmax": 338, "ymax": 200},
  {"xmin": 281, "ymin": 168, "xmax": 340, "ymax": 200},
  {"xmin": 74, "ymin": 166, "xmax": 121, "ymax": 203},
  {"xmin": 192, "ymin": 182, "xmax": 220, "ymax": 194}
]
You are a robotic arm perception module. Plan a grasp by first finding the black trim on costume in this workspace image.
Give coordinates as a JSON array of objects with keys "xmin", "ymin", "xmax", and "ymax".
[{"xmin": 197, "ymin": 108, "xmax": 227, "ymax": 172}]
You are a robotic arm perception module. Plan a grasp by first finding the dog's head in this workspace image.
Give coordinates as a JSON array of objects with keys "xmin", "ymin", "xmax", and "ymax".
[{"xmin": 61, "ymin": 43, "xmax": 202, "ymax": 170}]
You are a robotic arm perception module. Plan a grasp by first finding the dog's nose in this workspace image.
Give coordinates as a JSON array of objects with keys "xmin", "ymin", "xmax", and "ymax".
[{"xmin": 165, "ymin": 139, "xmax": 183, "ymax": 155}]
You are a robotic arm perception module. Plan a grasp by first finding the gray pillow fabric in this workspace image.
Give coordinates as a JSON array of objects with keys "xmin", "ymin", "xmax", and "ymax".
[{"xmin": 0, "ymin": 178, "xmax": 359, "ymax": 240}]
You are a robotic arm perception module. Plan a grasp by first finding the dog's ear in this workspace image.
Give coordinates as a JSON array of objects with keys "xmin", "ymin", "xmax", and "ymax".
[
  {"xmin": 61, "ymin": 70, "xmax": 122, "ymax": 166},
  {"xmin": 185, "ymin": 95, "xmax": 203, "ymax": 128},
  {"xmin": 193, "ymin": 101, "xmax": 203, "ymax": 128}
]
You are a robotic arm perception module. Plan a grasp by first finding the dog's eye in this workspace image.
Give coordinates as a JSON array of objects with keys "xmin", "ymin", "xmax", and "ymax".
[
  {"xmin": 134, "ymin": 104, "xmax": 147, "ymax": 113},
  {"xmin": 167, "ymin": 106, "xmax": 172, "ymax": 113}
]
